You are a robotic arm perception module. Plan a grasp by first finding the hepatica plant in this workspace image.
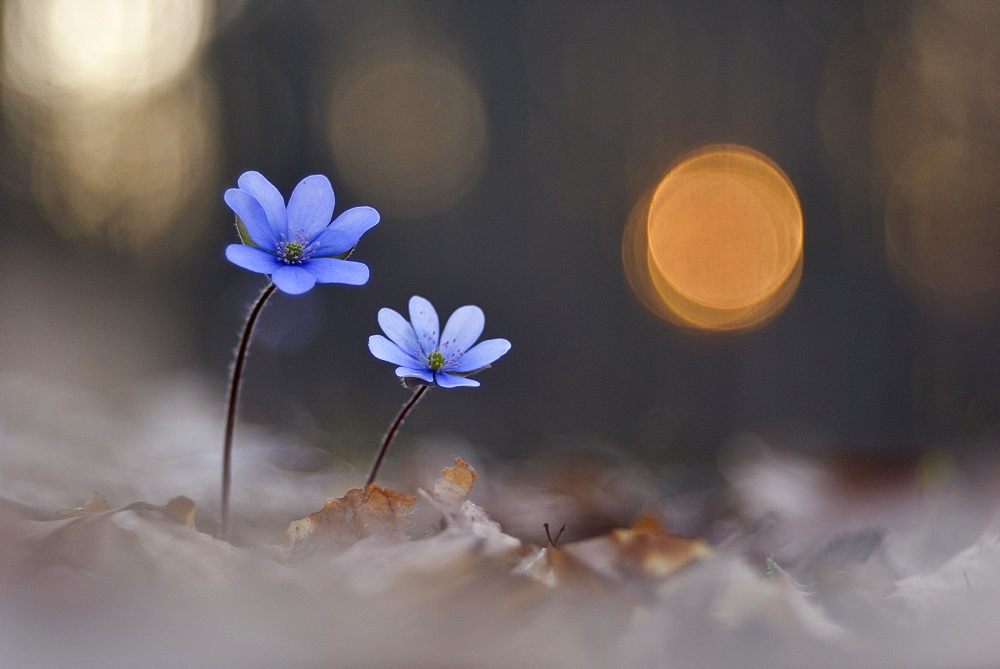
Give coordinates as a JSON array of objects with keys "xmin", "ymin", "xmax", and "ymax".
[
  {"xmin": 224, "ymin": 171, "xmax": 378, "ymax": 294},
  {"xmin": 366, "ymin": 296, "xmax": 511, "ymax": 485},
  {"xmin": 221, "ymin": 171, "xmax": 378, "ymax": 539}
]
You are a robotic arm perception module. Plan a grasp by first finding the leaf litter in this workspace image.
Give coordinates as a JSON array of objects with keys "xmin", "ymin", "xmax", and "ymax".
[{"xmin": 1, "ymin": 382, "xmax": 999, "ymax": 666}]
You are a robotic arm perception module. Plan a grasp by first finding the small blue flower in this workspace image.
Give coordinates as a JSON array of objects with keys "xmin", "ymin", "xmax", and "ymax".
[
  {"xmin": 369, "ymin": 296, "xmax": 511, "ymax": 388},
  {"xmin": 224, "ymin": 171, "xmax": 379, "ymax": 295}
]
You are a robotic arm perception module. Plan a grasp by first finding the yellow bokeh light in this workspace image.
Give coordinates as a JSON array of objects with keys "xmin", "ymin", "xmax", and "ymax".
[
  {"xmin": 627, "ymin": 145, "xmax": 803, "ymax": 332},
  {"xmin": 815, "ymin": 3, "xmax": 998, "ymax": 323},
  {"xmin": 326, "ymin": 44, "xmax": 489, "ymax": 220},
  {"xmin": 1, "ymin": 0, "xmax": 218, "ymax": 260},
  {"xmin": 884, "ymin": 140, "xmax": 999, "ymax": 310},
  {"xmin": 867, "ymin": 3, "xmax": 999, "ymax": 320},
  {"xmin": 18, "ymin": 74, "xmax": 221, "ymax": 260},
  {"xmin": 2, "ymin": 0, "xmax": 208, "ymax": 98}
]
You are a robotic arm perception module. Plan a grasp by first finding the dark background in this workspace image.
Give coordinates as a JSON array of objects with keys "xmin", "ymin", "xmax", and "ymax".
[{"xmin": 1, "ymin": 1, "xmax": 996, "ymax": 487}]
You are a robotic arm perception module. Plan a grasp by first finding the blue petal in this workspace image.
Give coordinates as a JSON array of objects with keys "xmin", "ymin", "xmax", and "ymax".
[
  {"xmin": 440, "ymin": 305, "xmax": 485, "ymax": 360},
  {"xmin": 237, "ymin": 171, "xmax": 287, "ymax": 237},
  {"xmin": 378, "ymin": 308, "xmax": 419, "ymax": 356},
  {"xmin": 436, "ymin": 372, "xmax": 480, "ymax": 388},
  {"xmin": 408, "ymin": 296, "xmax": 439, "ymax": 355},
  {"xmin": 225, "ymin": 244, "xmax": 282, "ymax": 274},
  {"xmin": 450, "ymin": 338, "xmax": 511, "ymax": 373},
  {"xmin": 312, "ymin": 206, "xmax": 380, "ymax": 256},
  {"xmin": 224, "ymin": 189, "xmax": 278, "ymax": 248},
  {"xmin": 395, "ymin": 367, "xmax": 435, "ymax": 384},
  {"xmin": 303, "ymin": 258, "xmax": 369, "ymax": 285},
  {"xmin": 271, "ymin": 265, "xmax": 317, "ymax": 295},
  {"xmin": 369, "ymin": 335, "xmax": 421, "ymax": 367},
  {"xmin": 286, "ymin": 175, "xmax": 335, "ymax": 241}
]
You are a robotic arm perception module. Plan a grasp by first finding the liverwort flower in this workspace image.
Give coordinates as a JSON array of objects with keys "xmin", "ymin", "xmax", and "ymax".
[
  {"xmin": 364, "ymin": 296, "xmax": 511, "ymax": 486},
  {"xmin": 219, "ymin": 170, "xmax": 379, "ymax": 542},
  {"xmin": 369, "ymin": 295, "xmax": 511, "ymax": 388},
  {"xmin": 224, "ymin": 171, "xmax": 379, "ymax": 295}
]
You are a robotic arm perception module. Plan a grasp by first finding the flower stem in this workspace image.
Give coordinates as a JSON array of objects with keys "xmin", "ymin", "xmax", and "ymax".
[
  {"xmin": 365, "ymin": 384, "xmax": 430, "ymax": 487},
  {"xmin": 222, "ymin": 281, "xmax": 277, "ymax": 541}
]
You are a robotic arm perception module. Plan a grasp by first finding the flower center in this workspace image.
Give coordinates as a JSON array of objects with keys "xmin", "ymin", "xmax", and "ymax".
[
  {"xmin": 276, "ymin": 231, "xmax": 317, "ymax": 265},
  {"xmin": 427, "ymin": 350, "xmax": 446, "ymax": 371}
]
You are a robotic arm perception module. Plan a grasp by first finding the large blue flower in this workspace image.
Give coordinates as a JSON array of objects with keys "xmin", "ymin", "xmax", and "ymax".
[
  {"xmin": 369, "ymin": 296, "xmax": 511, "ymax": 388},
  {"xmin": 224, "ymin": 171, "xmax": 379, "ymax": 295}
]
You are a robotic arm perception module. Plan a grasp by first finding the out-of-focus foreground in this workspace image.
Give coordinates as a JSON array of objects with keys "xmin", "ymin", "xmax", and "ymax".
[{"xmin": 1, "ymin": 377, "xmax": 998, "ymax": 665}]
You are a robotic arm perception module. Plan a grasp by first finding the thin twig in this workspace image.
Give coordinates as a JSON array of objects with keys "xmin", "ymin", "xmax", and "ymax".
[{"xmin": 544, "ymin": 522, "xmax": 566, "ymax": 548}]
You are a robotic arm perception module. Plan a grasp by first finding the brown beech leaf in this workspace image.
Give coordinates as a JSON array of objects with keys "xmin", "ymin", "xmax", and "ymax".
[
  {"xmin": 286, "ymin": 484, "xmax": 416, "ymax": 554},
  {"xmin": 409, "ymin": 459, "xmax": 523, "ymax": 562},
  {"xmin": 610, "ymin": 514, "xmax": 713, "ymax": 577},
  {"xmin": 434, "ymin": 457, "xmax": 477, "ymax": 505},
  {"xmin": 52, "ymin": 492, "xmax": 111, "ymax": 519},
  {"xmin": 164, "ymin": 495, "xmax": 197, "ymax": 528},
  {"xmin": 558, "ymin": 513, "xmax": 712, "ymax": 583},
  {"xmin": 517, "ymin": 546, "xmax": 609, "ymax": 593},
  {"xmin": 422, "ymin": 457, "xmax": 478, "ymax": 517},
  {"xmin": 10, "ymin": 495, "xmax": 259, "ymax": 601}
]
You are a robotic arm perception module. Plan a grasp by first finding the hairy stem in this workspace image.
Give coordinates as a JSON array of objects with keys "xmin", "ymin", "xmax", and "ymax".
[
  {"xmin": 222, "ymin": 281, "xmax": 277, "ymax": 541},
  {"xmin": 365, "ymin": 384, "xmax": 430, "ymax": 487}
]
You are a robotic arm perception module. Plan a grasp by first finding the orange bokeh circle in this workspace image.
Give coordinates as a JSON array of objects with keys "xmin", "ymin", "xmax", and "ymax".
[{"xmin": 633, "ymin": 145, "xmax": 803, "ymax": 332}]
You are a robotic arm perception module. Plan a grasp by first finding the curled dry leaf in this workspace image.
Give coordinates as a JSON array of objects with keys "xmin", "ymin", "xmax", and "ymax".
[
  {"xmin": 286, "ymin": 484, "xmax": 416, "ymax": 554},
  {"xmin": 52, "ymin": 492, "xmax": 111, "ymax": 519},
  {"xmin": 421, "ymin": 457, "xmax": 478, "ymax": 517},
  {"xmin": 417, "ymin": 457, "xmax": 523, "ymax": 560},
  {"xmin": 593, "ymin": 513, "xmax": 713, "ymax": 579},
  {"xmin": 431, "ymin": 457, "xmax": 477, "ymax": 509},
  {"xmin": 517, "ymin": 546, "xmax": 608, "ymax": 592},
  {"xmin": 49, "ymin": 493, "xmax": 195, "ymax": 528},
  {"xmin": 9, "ymin": 495, "xmax": 235, "ymax": 599},
  {"xmin": 527, "ymin": 513, "xmax": 713, "ymax": 589},
  {"xmin": 164, "ymin": 495, "xmax": 198, "ymax": 528}
]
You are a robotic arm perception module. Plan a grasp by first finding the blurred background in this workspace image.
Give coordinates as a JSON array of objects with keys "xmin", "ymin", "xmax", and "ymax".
[{"xmin": 1, "ymin": 0, "xmax": 997, "ymax": 501}]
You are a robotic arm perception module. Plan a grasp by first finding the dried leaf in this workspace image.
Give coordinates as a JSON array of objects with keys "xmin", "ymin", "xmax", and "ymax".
[
  {"xmin": 52, "ymin": 492, "xmax": 111, "ymax": 519},
  {"xmin": 12, "ymin": 496, "xmax": 232, "ymax": 596},
  {"xmin": 421, "ymin": 457, "xmax": 478, "ymax": 518},
  {"xmin": 711, "ymin": 557, "xmax": 852, "ymax": 645},
  {"xmin": 610, "ymin": 514, "xmax": 713, "ymax": 578},
  {"xmin": 517, "ymin": 546, "xmax": 609, "ymax": 592},
  {"xmin": 560, "ymin": 514, "xmax": 712, "ymax": 583},
  {"xmin": 432, "ymin": 457, "xmax": 477, "ymax": 508},
  {"xmin": 520, "ymin": 514, "xmax": 712, "ymax": 594},
  {"xmin": 286, "ymin": 484, "xmax": 416, "ymax": 554},
  {"xmin": 414, "ymin": 458, "xmax": 523, "ymax": 560},
  {"xmin": 164, "ymin": 496, "xmax": 197, "ymax": 529},
  {"xmin": 892, "ymin": 527, "xmax": 1000, "ymax": 623}
]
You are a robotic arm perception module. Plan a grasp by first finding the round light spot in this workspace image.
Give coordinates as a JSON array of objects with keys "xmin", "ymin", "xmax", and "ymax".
[
  {"xmin": 627, "ymin": 145, "xmax": 803, "ymax": 332},
  {"xmin": 3, "ymin": 0, "xmax": 207, "ymax": 98},
  {"xmin": 326, "ymin": 46, "xmax": 488, "ymax": 220},
  {"xmin": 884, "ymin": 140, "xmax": 999, "ymax": 311}
]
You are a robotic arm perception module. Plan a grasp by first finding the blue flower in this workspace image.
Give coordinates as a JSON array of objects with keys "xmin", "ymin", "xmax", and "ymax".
[
  {"xmin": 369, "ymin": 296, "xmax": 511, "ymax": 388},
  {"xmin": 224, "ymin": 171, "xmax": 379, "ymax": 295}
]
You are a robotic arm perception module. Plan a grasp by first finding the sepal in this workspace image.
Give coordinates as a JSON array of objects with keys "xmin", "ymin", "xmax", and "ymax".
[
  {"xmin": 333, "ymin": 244, "xmax": 357, "ymax": 260},
  {"xmin": 401, "ymin": 376, "xmax": 433, "ymax": 390},
  {"xmin": 234, "ymin": 214, "xmax": 259, "ymax": 248}
]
